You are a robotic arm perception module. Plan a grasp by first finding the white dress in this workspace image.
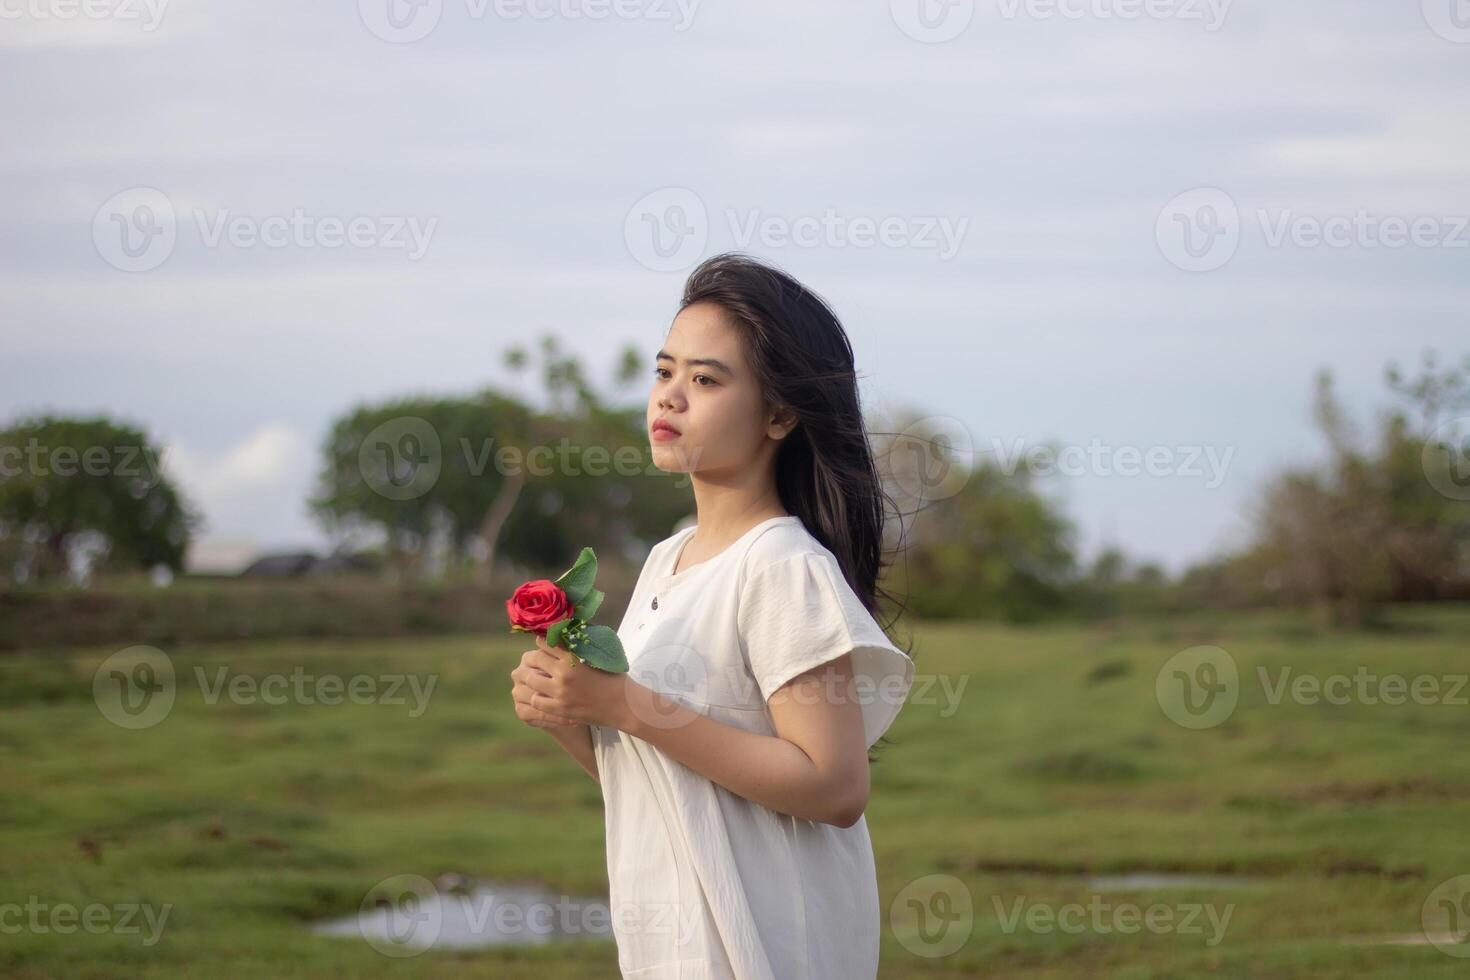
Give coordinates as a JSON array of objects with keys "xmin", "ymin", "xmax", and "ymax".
[{"xmin": 590, "ymin": 515, "xmax": 916, "ymax": 979}]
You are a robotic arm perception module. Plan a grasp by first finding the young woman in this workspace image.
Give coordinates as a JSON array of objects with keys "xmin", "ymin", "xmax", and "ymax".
[{"xmin": 509, "ymin": 252, "xmax": 916, "ymax": 979}]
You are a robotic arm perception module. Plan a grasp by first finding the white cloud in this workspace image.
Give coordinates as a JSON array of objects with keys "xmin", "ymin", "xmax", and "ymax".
[
  {"xmin": 162, "ymin": 421, "xmax": 312, "ymax": 509},
  {"xmin": 1266, "ymin": 107, "xmax": 1470, "ymax": 178}
]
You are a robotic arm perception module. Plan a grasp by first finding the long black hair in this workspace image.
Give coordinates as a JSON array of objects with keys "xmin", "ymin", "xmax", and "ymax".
[{"xmin": 678, "ymin": 252, "xmax": 915, "ymax": 761}]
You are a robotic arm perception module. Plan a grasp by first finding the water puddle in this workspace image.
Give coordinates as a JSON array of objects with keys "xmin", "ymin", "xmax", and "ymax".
[{"xmin": 310, "ymin": 875, "xmax": 614, "ymax": 952}]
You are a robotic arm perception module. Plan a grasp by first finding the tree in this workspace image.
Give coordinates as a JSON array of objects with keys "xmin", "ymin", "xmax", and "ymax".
[
  {"xmin": 309, "ymin": 334, "xmax": 692, "ymax": 584},
  {"xmin": 0, "ymin": 414, "xmax": 200, "ymax": 584},
  {"xmin": 874, "ymin": 412, "xmax": 1080, "ymax": 621},
  {"xmin": 1237, "ymin": 352, "xmax": 1470, "ymax": 625}
]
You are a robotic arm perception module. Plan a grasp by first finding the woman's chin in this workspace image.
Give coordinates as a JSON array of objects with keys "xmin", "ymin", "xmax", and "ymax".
[{"xmin": 649, "ymin": 441, "xmax": 698, "ymax": 473}]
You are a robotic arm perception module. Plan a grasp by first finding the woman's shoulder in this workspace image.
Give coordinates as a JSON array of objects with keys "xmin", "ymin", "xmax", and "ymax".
[
  {"xmin": 738, "ymin": 516, "xmax": 835, "ymax": 581},
  {"xmin": 647, "ymin": 521, "xmax": 695, "ymax": 557}
]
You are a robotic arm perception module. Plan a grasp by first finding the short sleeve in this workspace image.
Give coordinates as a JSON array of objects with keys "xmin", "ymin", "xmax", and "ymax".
[{"xmin": 737, "ymin": 551, "xmax": 915, "ymax": 749}]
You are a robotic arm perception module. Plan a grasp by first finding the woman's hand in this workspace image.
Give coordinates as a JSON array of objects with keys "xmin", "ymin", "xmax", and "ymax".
[
  {"xmin": 514, "ymin": 634, "xmax": 633, "ymax": 731},
  {"xmin": 509, "ymin": 643, "xmax": 579, "ymax": 729}
]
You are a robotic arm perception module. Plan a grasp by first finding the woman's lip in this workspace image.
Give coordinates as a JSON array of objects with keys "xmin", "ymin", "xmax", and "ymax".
[
  {"xmin": 652, "ymin": 422, "xmax": 680, "ymax": 434},
  {"xmin": 651, "ymin": 425, "xmax": 680, "ymax": 441}
]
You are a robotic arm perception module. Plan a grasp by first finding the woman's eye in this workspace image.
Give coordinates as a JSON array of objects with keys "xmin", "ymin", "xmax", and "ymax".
[{"xmin": 653, "ymin": 367, "xmax": 715, "ymax": 387}]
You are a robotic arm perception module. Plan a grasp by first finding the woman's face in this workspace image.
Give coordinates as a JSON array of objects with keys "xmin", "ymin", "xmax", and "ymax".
[{"xmin": 647, "ymin": 301, "xmax": 791, "ymax": 475}]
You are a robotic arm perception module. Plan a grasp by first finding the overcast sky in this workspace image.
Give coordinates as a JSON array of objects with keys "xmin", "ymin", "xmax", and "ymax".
[{"xmin": 3, "ymin": 0, "xmax": 1467, "ymax": 574}]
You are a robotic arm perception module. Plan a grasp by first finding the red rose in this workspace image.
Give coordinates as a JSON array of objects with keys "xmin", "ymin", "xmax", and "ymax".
[{"xmin": 506, "ymin": 579, "xmax": 573, "ymax": 633}]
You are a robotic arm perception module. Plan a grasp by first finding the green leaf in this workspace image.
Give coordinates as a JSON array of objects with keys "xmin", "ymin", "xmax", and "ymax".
[
  {"xmin": 545, "ymin": 618, "xmax": 575, "ymax": 648},
  {"xmin": 553, "ymin": 548, "xmax": 598, "ymax": 605},
  {"xmin": 576, "ymin": 624, "xmax": 628, "ymax": 673},
  {"xmin": 574, "ymin": 588, "xmax": 604, "ymax": 622}
]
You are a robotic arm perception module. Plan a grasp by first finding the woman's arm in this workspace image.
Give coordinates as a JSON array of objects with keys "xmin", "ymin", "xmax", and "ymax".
[
  {"xmin": 545, "ymin": 723, "xmax": 599, "ymax": 784},
  {"xmin": 510, "ymin": 653, "xmax": 599, "ymax": 784},
  {"xmin": 620, "ymin": 654, "xmax": 869, "ymax": 827},
  {"xmin": 517, "ymin": 638, "xmax": 870, "ymax": 827}
]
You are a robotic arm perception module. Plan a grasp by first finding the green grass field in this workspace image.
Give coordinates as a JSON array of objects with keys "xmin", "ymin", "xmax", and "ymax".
[{"xmin": 4, "ymin": 606, "xmax": 1469, "ymax": 978}]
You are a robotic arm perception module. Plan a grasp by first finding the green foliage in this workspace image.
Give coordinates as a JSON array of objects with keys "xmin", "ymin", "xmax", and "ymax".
[
  {"xmin": 573, "ymin": 624, "xmax": 627, "ymax": 672},
  {"xmin": 546, "ymin": 548, "xmax": 627, "ymax": 671},
  {"xmin": 308, "ymin": 336, "xmax": 692, "ymax": 583},
  {"xmin": 0, "ymin": 414, "xmax": 200, "ymax": 583},
  {"xmin": 552, "ymin": 547, "xmax": 598, "ymax": 606},
  {"xmin": 1181, "ymin": 350, "xmax": 1470, "ymax": 625},
  {"xmin": 889, "ymin": 456, "xmax": 1080, "ymax": 622}
]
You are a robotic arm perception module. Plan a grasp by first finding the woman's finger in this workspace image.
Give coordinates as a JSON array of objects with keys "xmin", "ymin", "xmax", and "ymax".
[
  {"xmin": 524, "ymin": 647, "xmax": 567, "ymax": 675},
  {"xmin": 512, "ymin": 687, "xmax": 575, "ymax": 727},
  {"xmin": 523, "ymin": 689, "xmax": 577, "ymax": 725},
  {"xmin": 518, "ymin": 666, "xmax": 556, "ymax": 697}
]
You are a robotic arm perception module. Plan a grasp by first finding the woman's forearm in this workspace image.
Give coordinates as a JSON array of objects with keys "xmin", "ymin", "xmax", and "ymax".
[
  {"xmin": 615, "ymin": 683, "xmax": 862, "ymax": 827},
  {"xmin": 546, "ymin": 723, "xmax": 599, "ymax": 784}
]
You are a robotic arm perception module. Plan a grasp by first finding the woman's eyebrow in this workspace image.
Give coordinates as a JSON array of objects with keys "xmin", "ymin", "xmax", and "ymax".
[{"xmin": 656, "ymin": 350, "xmax": 734, "ymax": 378}]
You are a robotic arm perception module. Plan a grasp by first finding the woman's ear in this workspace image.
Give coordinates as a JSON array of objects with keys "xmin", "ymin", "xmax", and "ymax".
[{"xmin": 767, "ymin": 404, "xmax": 799, "ymax": 441}]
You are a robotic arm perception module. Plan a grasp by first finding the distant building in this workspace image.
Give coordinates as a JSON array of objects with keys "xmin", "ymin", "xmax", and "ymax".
[
  {"xmin": 240, "ymin": 550, "xmax": 378, "ymax": 578},
  {"xmin": 240, "ymin": 552, "xmax": 318, "ymax": 577},
  {"xmin": 184, "ymin": 538, "xmax": 261, "ymax": 575},
  {"xmin": 186, "ymin": 539, "xmax": 378, "ymax": 578}
]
